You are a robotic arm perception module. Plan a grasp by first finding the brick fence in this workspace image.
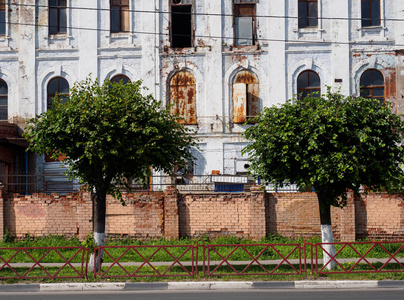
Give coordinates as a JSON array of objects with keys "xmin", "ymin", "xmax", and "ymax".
[{"xmin": 0, "ymin": 185, "xmax": 404, "ymax": 241}]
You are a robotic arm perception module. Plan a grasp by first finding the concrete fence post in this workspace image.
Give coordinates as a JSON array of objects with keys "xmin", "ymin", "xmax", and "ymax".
[{"xmin": 164, "ymin": 186, "xmax": 180, "ymax": 239}]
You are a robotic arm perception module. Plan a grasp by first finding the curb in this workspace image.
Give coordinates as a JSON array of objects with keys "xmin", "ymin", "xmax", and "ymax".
[{"xmin": 1, "ymin": 281, "xmax": 404, "ymax": 292}]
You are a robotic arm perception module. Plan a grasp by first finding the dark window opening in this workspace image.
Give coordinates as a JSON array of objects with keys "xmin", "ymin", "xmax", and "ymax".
[
  {"xmin": 171, "ymin": 4, "xmax": 192, "ymax": 48},
  {"xmin": 110, "ymin": 0, "xmax": 129, "ymax": 33},
  {"xmin": 297, "ymin": 70, "xmax": 321, "ymax": 99},
  {"xmin": 49, "ymin": 0, "xmax": 67, "ymax": 34},
  {"xmin": 360, "ymin": 69, "xmax": 384, "ymax": 104},
  {"xmin": 298, "ymin": 0, "xmax": 318, "ymax": 28},
  {"xmin": 0, "ymin": 79, "xmax": 8, "ymax": 121},
  {"xmin": 47, "ymin": 77, "xmax": 69, "ymax": 111},
  {"xmin": 361, "ymin": 0, "xmax": 381, "ymax": 27},
  {"xmin": 111, "ymin": 74, "xmax": 131, "ymax": 84},
  {"xmin": 232, "ymin": 70, "xmax": 260, "ymax": 123},
  {"xmin": 234, "ymin": 3, "xmax": 256, "ymax": 46},
  {"xmin": 0, "ymin": 1, "xmax": 5, "ymax": 36}
]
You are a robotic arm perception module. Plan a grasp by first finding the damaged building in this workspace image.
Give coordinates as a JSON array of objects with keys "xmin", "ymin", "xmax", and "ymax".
[{"xmin": 0, "ymin": 0, "xmax": 404, "ymax": 188}]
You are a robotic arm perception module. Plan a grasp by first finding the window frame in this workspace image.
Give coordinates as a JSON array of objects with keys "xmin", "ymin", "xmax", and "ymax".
[
  {"xmin": 0, "ymin": 79, "xmax": 8, "ymax": 121},
  {"xmin": 0, "ymin": 0, "xmax": 6, "ymax": 36},
  {"xmin": 233, "ymin": 1, "xmax": 257, "ymax": 46},
  {"xmin": 111, "ymin": 74, "xmax": 131, "ymax": 84},
  {"xmin": 297, "ymin": 70, "xmax": 321, "ymax": 99},
  {"xmin": 49, "ymin": 0, "xmax": 67, "ymax": 35},
  {"xmin": 361, "ymin": 0, "xmax": 381, "ymax": 27},
  {"xmin": 360, "ymin": 69, "xmax": 384, "ymax": 103},
  {"xmin": 110, "ymin": 0, "xmax": 130, "ymax": 33},
  {"xmin": 47, "ymin": 77, "xmax": 70, "ymax": 111},
  {"xmin": 298, "ymin": 0, "xmax": 318, "ymax": 29}
]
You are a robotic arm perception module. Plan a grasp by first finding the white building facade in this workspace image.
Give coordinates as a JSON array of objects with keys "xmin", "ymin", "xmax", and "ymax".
[{"xmin": 1, "ymin": 0, "xmax": 404, "ymax": 178}]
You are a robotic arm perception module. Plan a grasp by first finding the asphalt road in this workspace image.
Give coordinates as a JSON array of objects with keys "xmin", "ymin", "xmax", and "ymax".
[{"xmin": 1, "ymin": 289, "xmax": 404, "ymax": 300}]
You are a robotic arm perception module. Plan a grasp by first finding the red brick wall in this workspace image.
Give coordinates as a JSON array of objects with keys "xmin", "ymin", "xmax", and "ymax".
[
  {"xmin": 1, "ymin": 186, "xmax": 404, "ymax": 241},
  {"xmin": 355, "ymin": 193, "xmax": 404, "ymax": 240},
  {"xmin": 3, "ymin": 192, "xmax": 92, "ymax": 240},
  {"xmin": 105, "ymin": 192, "xmax": 164, "ymax": 239}
]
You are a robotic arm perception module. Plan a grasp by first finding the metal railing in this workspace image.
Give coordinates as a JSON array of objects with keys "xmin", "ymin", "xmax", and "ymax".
[
  {"xmin": 0, "ymin": 173, "xmax": 277, "ymax": 194},
  {"xmin": 1, "ymin": 241, "xmax": 404, "ymax": 280},
  {"xmin": 0, "ymin": 246, "xmax": 89, "ymax": 280}
]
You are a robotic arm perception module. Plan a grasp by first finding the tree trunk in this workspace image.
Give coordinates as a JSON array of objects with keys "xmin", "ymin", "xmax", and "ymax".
[
  {"xmin": 317, "ymin": 191, "xmax": 336, "ymax": 270},
  {"xmin": 88, "ymin": 188, "xmax": 107, "ymax": 273}
]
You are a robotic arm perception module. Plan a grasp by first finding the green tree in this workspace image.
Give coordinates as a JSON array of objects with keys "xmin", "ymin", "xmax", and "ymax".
[
  {"xmin": 24, "ymin": 77, "xmax": 196, "ymax": 268},
  {"xmin": 242, "ymin": 90, "xmax": 404, "ymax": 269}
]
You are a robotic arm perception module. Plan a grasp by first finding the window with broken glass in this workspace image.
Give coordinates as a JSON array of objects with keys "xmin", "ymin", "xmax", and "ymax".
[
  {"xmin": 49, "ymin": 0, "xmax": 67, "ymax": 35},
  {"xmin": 360, "ymin": 69, "xmax": 384, "ymax": 104},
  {"xmin": 234, "ymin": 0, "xmax": 257, "ymax": 46},
  {"xmin": 361, "ymin": 0, "xmax": 381, "ymax": 27},
  {"xmin": 171, "ymin": 0, "xmax": 193, "ymax": 48},
  {"xmin": 232, "ymin": 70, "xmax": 260, "ymax": 124},
  {"xmin": 110, "ymin": 0, "xmax": 130, "ymax": 33},
  {"xmin": 297, "ymin": 70, "xmax": 321, "ymax": 99},
  {"xmin": 298, "ymin": 0, "xmax": 318, "ymax": 28}
]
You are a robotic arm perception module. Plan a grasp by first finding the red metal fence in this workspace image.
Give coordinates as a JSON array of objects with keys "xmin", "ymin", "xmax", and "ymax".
[
  {"xmin": 94, "ymin": 245, "xmax": 196, "ymax": 278},
  {"xmin": 1, "ymin": 241, "xmax": 404, "ymax": 280},
  {"xmin": 0, "ymin": 246, "xmax": 88, "ymax": 280},
  {"xmin": 311, "ymin": 241, "xmax": 404, "ymax": 275}
]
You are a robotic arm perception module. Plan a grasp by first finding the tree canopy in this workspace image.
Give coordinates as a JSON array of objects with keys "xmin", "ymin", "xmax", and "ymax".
[
  {"xmin": 24, "ymin": 77, "xmax": 196, "ymax": 199},
  {"xmin": 243, "ymin": 89, "xmax": 404, "ymax": 211}
]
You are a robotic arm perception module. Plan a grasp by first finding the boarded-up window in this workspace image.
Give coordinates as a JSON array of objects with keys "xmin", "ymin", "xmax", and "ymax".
[
  {"xmin": 110, "ymin": 0, "xmax": 129, "ymax": 33},
  {"xmin": 360, "ymin": 69, "xmax": 384, "ymax": 104},
  {"xmin": 234, "ymin": 2, "xmax": 256, "ymax": 46},
  {"xmin": 171, "ymin": 0, "xmax": 193, "ymax": 48},
  {"xmin": 170, "ymin": 71, "xmax": 197, "ymax": 124},
  {"xmin": 297, "ymin": 70, "xmax": 320, "ymax": 99},
  {"xmin": 232, "ymin": 70, "xmax": 259, "ymax": 123}
]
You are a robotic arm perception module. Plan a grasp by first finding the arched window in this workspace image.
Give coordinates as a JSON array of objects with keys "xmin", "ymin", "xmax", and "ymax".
[
  {"xmin": 0, "ymin": 79, "xmax": 8, "ymax": 121},
  {"xmin": 297, "ymin": 70, "xmax": 321, "ymax": 99},
  {"xmin": 232, "ymin": 70, "xmax": 259, "ymax": 123},
  {"xmin": 169, "ymin": 71, "xmax": 197, "ymax": 124},
  {"xmin": 111, "ymin": 74, "xmax": 131, "ymax": 84},
  {"xmin": 360, "ymin": 69, "xmax": 384, "ymax": 104},
  {"xmin": 47, "ymin": 77, "xmax": 69, "ymax": 110}
]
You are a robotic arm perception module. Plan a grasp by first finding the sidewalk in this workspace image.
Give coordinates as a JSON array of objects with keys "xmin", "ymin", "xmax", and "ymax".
[{"xmin": 1, "ymin": 280, "xmax": 404, "ymax": 292}]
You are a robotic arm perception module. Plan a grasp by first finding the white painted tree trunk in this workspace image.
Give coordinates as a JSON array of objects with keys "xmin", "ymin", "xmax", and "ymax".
[
  {"xmin": 88, "ymin": 232, "xmax": 105, "ymax": 273},
  {"xmin": 321, "ymin": 224, "xmax": 336, "ymax": 270}
]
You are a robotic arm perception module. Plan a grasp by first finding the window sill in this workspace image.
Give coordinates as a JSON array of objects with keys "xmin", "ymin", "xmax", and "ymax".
[
  {"xmin": 358, "ymin": 26, "xmax": 384, "ymax": 31},
  {"xmin": 109, "ymin": 32, "xmax": 130, "ymax": 38},
  {"xmin": 46, "ymin": 34, "xmax": 68, "ymax": 40}
]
